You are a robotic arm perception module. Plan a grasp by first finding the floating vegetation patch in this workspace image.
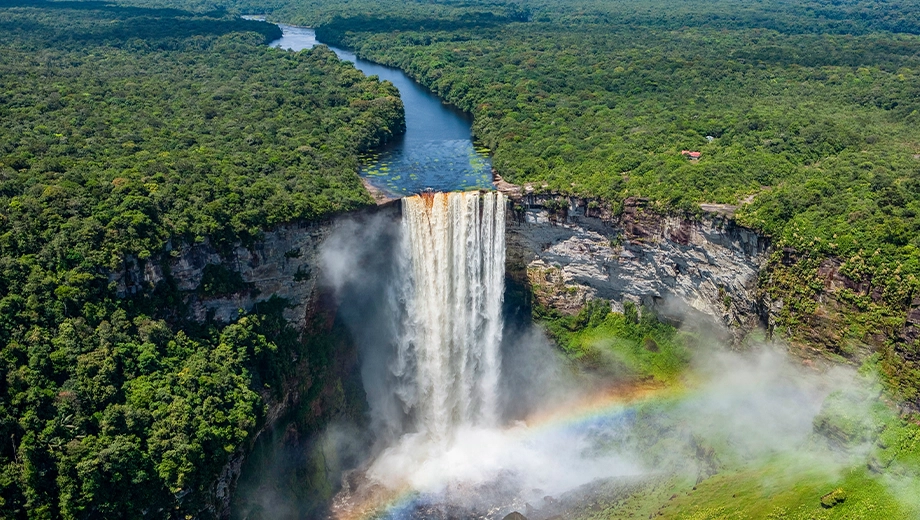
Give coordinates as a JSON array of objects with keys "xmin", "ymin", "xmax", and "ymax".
[{"xmin": 359, "ymin": 139, "xmax": 493, "ymax": 196}]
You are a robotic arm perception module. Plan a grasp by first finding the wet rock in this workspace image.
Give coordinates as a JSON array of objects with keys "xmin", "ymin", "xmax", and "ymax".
[{"xmin": 502, "ymin": 512, "xmax": 528, "ymax": 520}]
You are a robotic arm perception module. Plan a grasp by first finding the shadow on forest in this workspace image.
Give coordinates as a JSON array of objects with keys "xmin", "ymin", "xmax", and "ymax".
[
  {"xmin": 321, "ymin": 10, "xmax": 530, "ymax": 36},
  {"xmin": 0, "ymin": 0, "xmax": 281, "ymax": 43}
]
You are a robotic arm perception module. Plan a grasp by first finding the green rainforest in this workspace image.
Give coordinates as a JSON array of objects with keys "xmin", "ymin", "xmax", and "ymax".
[
  {"xmin": 0, "ymin": 2, "xmax": 402, "ymax": 516},
  {"xmin": 309, "ymin": 0, "xmax": 920, "ymax": 403},
  {"xmin": 2, "ymin": 0, "xmax": 920, "ymax": 518}
]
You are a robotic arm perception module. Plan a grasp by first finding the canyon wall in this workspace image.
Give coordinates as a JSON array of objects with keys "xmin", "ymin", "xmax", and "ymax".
[
  {"xmin": 109, "ymin": 219, "xmax": 329, "ymax": 331},
  {"xmin": 107, "ymin": 191, "xmax": 774, "ymax": 515},
  {"xmin": 503, "ymin": 192, "xmax": 917, "ymax": 405},
  {"xmin": 506, "ymin": 195, "xmax": 771, "ymax": 341},
  {"xmin": 108, "ymin": 203, "xmax": 399, "ymax": 517}
]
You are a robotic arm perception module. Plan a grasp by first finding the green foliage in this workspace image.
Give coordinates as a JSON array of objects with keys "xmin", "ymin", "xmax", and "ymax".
[
  {"xmin": 536, "ymin": 299, "xmax": 690, "ymax": 382},
  {"xmin": 663, "ymin": 463, "xmax": 911, "ymax": 520},
  {"xmin": 813, "ymin": 387, "xmax": 886, "ymax": 448},
  {"xmin": 0, "ymin": 2, "xmax": 403, "ymax": 517},
  {"xmin": 820, "ymin": 488, "xmax": 847, "ymax": 508},
  {"xmin": 2, "ymin": 310, "xmax": 268, "ymax": 517},
  {"xmin": 199, "ymin": 264, "xmax": 247, "ymax": 297},
  {"xmin": 0, "ymin": 6, "xmax": 404, "ymax": 260}
]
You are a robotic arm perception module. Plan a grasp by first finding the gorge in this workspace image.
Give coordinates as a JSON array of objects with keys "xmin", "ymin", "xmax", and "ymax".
[
  {"xmin": 4, "ymin": 3, "xmax": 920, "ymax": 518},
  {"xmin": 145, "ymin": 21, "xmax": 818, "ymax": 519},
  {"xmin": 216, "ymin": 187, "xmax": 877, "ymax": 519}
]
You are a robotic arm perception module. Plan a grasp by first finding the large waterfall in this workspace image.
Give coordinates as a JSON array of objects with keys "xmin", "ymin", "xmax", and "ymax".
[
  {"xmin": 393, "ymin": 191, "xmax": 507, "ymax": 442},
  {"xmin": 326, "ymin": 190, "xmax": 637, "ymax": 518}
]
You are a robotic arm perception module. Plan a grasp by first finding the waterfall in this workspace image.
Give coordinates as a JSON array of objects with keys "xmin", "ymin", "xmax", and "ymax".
[{"xmin": 392, "ymin": 191, "xmax": 506, "ymax": 443}]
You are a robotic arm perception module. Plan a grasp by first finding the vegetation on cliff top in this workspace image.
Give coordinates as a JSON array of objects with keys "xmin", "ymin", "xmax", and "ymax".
[
  {"xmin": 168, "ymin": 0, "xmax": 920, "ymax": 404},
  {"xmin": 0, "ymin": 2, "xmax": 403, "ymax": 517},
  {"xmin": 536, "ymin": 299, "xmax": 691, "ymax": 384}
]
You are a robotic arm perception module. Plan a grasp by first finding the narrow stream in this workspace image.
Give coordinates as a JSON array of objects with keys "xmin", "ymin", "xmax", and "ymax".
[{"xmin": 268, "ymin": 24, "xmax": 494, "ymax": 197}]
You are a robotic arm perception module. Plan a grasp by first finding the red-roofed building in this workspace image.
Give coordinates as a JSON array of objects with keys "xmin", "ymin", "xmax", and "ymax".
[{"xmin": 681, "ymin": 150, "xmax": 702, "ymax": 159}]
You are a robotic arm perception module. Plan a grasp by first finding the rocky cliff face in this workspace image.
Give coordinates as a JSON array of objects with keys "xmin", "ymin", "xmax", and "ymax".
[
  {"xmin": 107, "ymin": 192, "xmax": 772, "ymax": 514},
  {"xmin": 108, "ymin": 203, "xmax": 398, "ymax": 518},
  {"xmin": 506, "ymin": 196, "xmax": 771, "ymax": 341},
  {"xmin": 110, "ymin": 219, "xmax": 331, "ymax": 331},
  {"xmin": 760, "ymin": 252, "xmax": 919, "ymax": 362}
]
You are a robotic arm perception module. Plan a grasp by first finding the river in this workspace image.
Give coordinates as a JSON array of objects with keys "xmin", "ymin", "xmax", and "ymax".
[{"xmin": 266, "ymin": 24, "xmax": 494, "ymax": 197}]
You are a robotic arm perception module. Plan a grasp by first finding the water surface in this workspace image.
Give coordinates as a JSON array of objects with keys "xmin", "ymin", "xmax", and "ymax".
[{"xmin": 269, "ymin": 24, "xmax": 494, "ymax": 197}]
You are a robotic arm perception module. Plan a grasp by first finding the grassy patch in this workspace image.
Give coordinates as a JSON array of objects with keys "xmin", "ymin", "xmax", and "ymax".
[
  {"xmin": 536, "ymin": 299, "xmax": 692, "ymax": 383},
  {"xmin": 571, "ymin": 402, "xmax": 920, "ymax": 520},
  {"xmin": 573, "ymin": 450, "xmax": 918, "ymax": 520},
  {"xmin": 662, "ymin": 464, "xmax": 911, "ymax": 520}
]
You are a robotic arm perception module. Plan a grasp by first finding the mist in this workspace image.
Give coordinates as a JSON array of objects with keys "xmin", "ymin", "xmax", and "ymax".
[
  {"xmin": 319, "ymin": 209, "xmax": 408, "ymax": 445},
  {"xmin": 314, "ymin": 202, "xmax": 875, "ymax": 520}
]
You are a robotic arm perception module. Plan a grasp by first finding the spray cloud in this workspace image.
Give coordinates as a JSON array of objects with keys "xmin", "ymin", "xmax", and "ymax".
[{"xmin": 319, "ymin": 193, "xmax": 877, "ymax": 519}]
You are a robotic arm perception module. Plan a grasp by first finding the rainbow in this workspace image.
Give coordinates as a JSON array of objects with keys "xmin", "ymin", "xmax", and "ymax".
[
  {"xmin": 331, "ymin": 380, "xmax": 683, "ymax": 520},
  {"xmin": 523, "ymin": 380, "xmax": 682, "ymax": 433}
]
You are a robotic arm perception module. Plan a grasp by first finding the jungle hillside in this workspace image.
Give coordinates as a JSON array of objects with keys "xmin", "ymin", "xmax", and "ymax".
[
  {"xmin": 184, "ymin": 0, "xmax": 920, "ymax": 406},
  {"xmin": 0, "ymin": 1, "xmax": 403, "ymax": 517}
]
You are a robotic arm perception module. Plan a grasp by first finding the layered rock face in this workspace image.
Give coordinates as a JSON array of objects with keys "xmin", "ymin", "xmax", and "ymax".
[
  {"xmin": 107, "ymin": 204, "xmax": 399, "ymax": 517},
  {"xmin": 110, "ymin": 199, "xmax": 398, "ymax": 331},
  {"xmin": 106, "ymin": 193, "xmax": 772, "ymax": 514},
  {"xmin": 109, "ymin": 220, "xmax": 330, "ymax": 330},
  {"xmin": 506, "ymin": 196, "xmax": 771, "ymax": 340}
]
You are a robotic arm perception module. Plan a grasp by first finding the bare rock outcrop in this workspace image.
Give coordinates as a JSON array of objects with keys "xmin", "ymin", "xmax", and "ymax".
[
  {"xmin": 507, "ymin": 196, "xmax": 770, "ymax": 340},
  {"xmin": 106, "ymin": 204, "xmax": 399, "ymax": 518},
  {"xmin": 109, "ymin": 220, "xmax": 330, "ymax": 330}
]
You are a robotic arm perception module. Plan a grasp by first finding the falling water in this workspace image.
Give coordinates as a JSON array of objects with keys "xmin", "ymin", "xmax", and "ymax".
[
  {"xmin": 326, "ymin": 191, "xmax": 641, "ymax": 519},
  {"xmin": 393, "ymin": 191, "xmax": 506, "ymax": 442}
]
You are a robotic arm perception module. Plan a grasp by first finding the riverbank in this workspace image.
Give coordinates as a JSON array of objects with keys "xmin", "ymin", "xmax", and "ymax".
[{"xmin": 265, "ymin": 21, "xmax": 493, "ymax": 198}]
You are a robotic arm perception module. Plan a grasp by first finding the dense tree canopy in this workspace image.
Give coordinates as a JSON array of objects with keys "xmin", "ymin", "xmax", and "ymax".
[
  {"xmin": 203, "ymin": 0, "xmax": 920, "ymax": 402},
  {"xmin": 5, "ymin": 0, "xmax": 920, "ymax": 515},
  {"xmin": 0, "ymin": 2, "xmax": 402, "ymax": 517}
]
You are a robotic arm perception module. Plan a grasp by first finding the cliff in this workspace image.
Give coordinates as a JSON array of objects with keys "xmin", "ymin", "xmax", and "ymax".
[
  {"xmin": 109, "ymin": 220, "xmax": 329, "ymax": 331},
  {"xmin": 506, "ymin": 195, "xmax": 771, "ymax": 342},
  {"xmin": 107, "ymin": 204, "xmax": 399, "ymax": 517}
]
